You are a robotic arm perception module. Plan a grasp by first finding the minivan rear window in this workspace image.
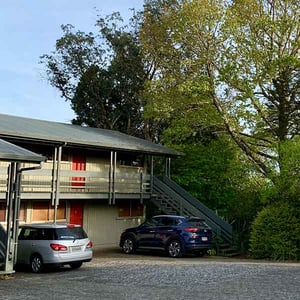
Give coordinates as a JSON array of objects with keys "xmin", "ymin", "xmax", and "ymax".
[{"xmin": 55, "ymin": 227, "xmax": 87, "ymax": 240}]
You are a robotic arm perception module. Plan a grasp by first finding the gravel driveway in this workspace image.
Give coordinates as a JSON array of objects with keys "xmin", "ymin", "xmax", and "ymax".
[{"xmin": 1, "ymin": 249, "xmax": 299, "ymax": 300}]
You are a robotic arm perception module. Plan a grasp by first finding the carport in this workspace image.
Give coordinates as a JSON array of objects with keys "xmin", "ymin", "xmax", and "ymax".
[{"xmin": 0, "ymin": 138, "xmax": 45, "ymax": 275}]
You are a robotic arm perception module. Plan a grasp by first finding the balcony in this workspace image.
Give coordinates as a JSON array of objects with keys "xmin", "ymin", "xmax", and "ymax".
[{"xmin": 0, "ymin": 162, "xmax": 151, "ymax": 200}]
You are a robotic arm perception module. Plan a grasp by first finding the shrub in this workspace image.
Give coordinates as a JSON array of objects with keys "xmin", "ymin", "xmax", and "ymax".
[{"xmin": 250, "ymin": 202, "xmax": 300, "ymax": 260}]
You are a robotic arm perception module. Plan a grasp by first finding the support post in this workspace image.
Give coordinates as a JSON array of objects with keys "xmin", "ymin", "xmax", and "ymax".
[
  {"xmin": 51, "ymin": 147, "xmax": 58, "ymax": 206},
  {"xmin": 109, "ymin": 151, "xmax": 113, "ymax": 205},
  {"xmin": 54, "ymin": 146, "xmax": 62, "ymax": 223},
  {"xmin": 140, "ymin": 172, "xmax": 143, "ymax": 204},
  {"xmin": 1, "ymin": 161, "xmax": 44, "ymax": 275},
  {"xmin": 3, "ymin": 163, "xmax": 17, "ymax": 274},
  {"xmin": 165, "ymin": 157, "xmax": 171, "ymax": 178},
  {"xmin": 112, "ymin": 151, "xmax": 116, "ymax": 205},
  {"xmin": 12, "ymin": 167, "xmax": 21, "ymax": 265},
  {"xmin": 150, "ymin": 156, "xmax": 154, "ymax": 194}
]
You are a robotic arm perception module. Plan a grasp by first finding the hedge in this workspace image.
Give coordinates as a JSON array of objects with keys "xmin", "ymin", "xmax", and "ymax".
[{"xmin": 250, "ymin": 202, "xmax": 300, "ymax": 260}]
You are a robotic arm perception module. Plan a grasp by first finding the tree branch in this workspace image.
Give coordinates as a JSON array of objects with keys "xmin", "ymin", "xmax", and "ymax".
[{"xmin": 207, "ymin": 65, "xmax": 269, "ymax": 176}]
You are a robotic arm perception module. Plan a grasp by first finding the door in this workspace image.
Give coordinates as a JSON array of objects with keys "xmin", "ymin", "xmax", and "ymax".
[
  {"xmin": 70, "ymin": 202, "xmax": 84, "ymax": 226},
  {"xmin": 154, "ymin": 217, "xmax": 177, "ymax": 247},
  {"xmin": 17, "ymin": 227, "xmax": 39, "ymax": 264},
  {"xmin": 72, "ymin": 155, "xmax": 86, "ymax": 187},
  {"xmin": 136, "ymin": 218, "xmax": 158, "ymax": 247}
]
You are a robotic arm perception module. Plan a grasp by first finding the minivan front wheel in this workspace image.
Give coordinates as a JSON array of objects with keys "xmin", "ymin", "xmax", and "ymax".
[
  {"xmin": 30, "ymin": 254, "xmax": 44, "ymax": 273},
  {"xmin": 167, "ymin": 240, "xmax": 183, "ymax": 258}
]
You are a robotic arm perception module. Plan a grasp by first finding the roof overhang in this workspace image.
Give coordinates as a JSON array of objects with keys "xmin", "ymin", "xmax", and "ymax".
[
  {"xmin": 0, "ymin": 138, "xmax": 46, "ymax": 163},
  {"xmin": 0, "ymin": 114, "xmax": 182, "ymax": 157}
]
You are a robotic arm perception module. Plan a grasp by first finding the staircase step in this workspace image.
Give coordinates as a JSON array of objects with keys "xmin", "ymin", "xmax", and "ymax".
[{"xmin": 219, "ymin": 248, "xmax": 241, "ymax": 257}]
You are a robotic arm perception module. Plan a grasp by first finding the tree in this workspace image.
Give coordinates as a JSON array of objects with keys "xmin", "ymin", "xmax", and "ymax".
[
  {"xmin": 40, "ymin": 13, "xmax": 149, "ymax": 137},
  {"xmin": 167, "ymin": 135, "xmax": 264, "ymax": 254},
  {"xmin": 141, "ymin": 0, "xmax": 300, "ymax": 176}
]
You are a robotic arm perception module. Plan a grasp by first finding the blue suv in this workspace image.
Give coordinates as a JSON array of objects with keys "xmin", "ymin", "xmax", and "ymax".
[{"xmin": 119, "ymin": 215, "xmax": 213, "ymax": 258}]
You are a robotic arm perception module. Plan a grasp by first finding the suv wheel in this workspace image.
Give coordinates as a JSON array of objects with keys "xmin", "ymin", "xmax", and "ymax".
[
  {"xmin": 122, "ymin": 237, "xmax": 136, "ymax": 254},
  {"xmin": 30, "ymin": 254, "xmax": 44, "ymax": 273},
  {"xmin": 167, "ymin": 240, "xmax": 183, "ymax": 258}
]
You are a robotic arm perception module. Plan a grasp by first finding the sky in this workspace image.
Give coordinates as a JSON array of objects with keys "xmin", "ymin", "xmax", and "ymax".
[{"xmin": 0, "ymin": 0, "xmax": 144, "ymax": 123}]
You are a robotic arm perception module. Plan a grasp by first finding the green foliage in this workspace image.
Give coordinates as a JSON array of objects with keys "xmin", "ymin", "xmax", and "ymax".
[
  {"xmin": 276, "ymin": 139, "xmax": 300, "ymax": 206},
  {"xmin": 144, "ymin": 0, "xmax": 300, "ymax": 257},
  {"xmin": 141, "ymin": 0, "xmax": 300, "ymax": 176},
  {"xmin": 250, "ymin": 202, "xmax": 300, "ymax": 260},
  {"xmin": 170, "ymin": 139, "xmax": 264, "ymax": 254},
  {"xmin": 170, "ymin": 139, "xmax": 236, "ymax": 214},
  {"xmin": 41, "ymin": 12, "xmax": 147, "ymax": 137}
]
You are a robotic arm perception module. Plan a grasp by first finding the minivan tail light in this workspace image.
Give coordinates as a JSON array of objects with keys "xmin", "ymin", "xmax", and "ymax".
[
  {"xmin": 184, "ymin": 227, "xmax": 198, "ymax": 233},
  {"xmin": 50, "ymin": 243, "xmax": 68, "ymax": 251},
  {"xmin": 87, "ymin": 241, "xmax": 93, "ymax": 248}
]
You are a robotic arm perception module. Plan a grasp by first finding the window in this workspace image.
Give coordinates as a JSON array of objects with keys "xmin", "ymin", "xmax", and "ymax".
[
  {"xmin": 55, "ymin": 227, "xmax": 87, "ymax": 240},
  {"xmin": 153, "ymin": 217, "xmax": 182, "ymax": 226},
  {"xmin": 32, "ymin": 201, "xmax": 66, "ymax": 222},
  {"xmin": 0, "ymin": 202, "xmax": 5, "ymax": 222},
  {"xmin": 118, "ymin": 200, "xmax": 143, "ymax": 217},
  {"xmin": 18, "ymin": 228, "xmax": 54, "ymax": 240},
  {"xmin": 159, "ymin": 218, "xmax": 176, "ymax": 226},
  {"xmin": 18, "ymin": 228, "xmax": 39, "ymax": 240},
  {"xmin": 0, "ymin": 202, "xmax": 26, "ymax": 222},
  {"xmin": 188, "ymin": 218, "xmax": 208, "ymax": 228},
  {"xmin": 118, "ymin": 153, "xmax": 144, "ymax": 167},
  {"xmin": 144, "ymin": 218, "xmax": 159, "ymax": 227}
]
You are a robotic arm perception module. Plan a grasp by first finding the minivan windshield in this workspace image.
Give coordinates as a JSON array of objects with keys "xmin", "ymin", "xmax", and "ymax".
[{"xmin": 55, "ymin": 227, "xmax": 87, "ymax": 240}]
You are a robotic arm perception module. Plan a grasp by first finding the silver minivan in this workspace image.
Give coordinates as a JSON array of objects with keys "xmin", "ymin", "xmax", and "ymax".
[{"xmin": 17, "ymin": 223, "xmax": 93, "ymax": 273}]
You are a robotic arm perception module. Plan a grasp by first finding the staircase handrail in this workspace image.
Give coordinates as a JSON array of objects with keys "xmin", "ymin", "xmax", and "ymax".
[{"xmin": 156, "ymin": 176, "xmax": 232, "ymax": 238}]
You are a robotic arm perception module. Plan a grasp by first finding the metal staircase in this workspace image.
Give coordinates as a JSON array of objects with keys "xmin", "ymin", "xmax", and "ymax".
[
  {"xmin": 151, "ymin": 176, "xmax": 232, "ymax": 244},
  {"xmin": 0, "ymin": 226, "xmax": 6, "ymax": 271}
]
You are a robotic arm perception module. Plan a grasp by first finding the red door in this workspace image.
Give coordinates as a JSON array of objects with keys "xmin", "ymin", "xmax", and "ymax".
[
  {"xmin": 70, "ymin": 202, "xmax": 84, "ymax": 226},
  {"xmin": 72, "ymin": 155, "xmax": 86, "ymax": 187}
]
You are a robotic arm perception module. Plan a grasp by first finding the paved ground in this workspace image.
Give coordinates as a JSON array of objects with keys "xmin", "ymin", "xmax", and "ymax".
[{"xmin": 0, "ymin": 248, "xmax": 299, "ymax": 300}]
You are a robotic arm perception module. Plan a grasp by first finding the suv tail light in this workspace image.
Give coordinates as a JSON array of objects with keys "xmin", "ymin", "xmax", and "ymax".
[
  {"xmin": 50, "ymin": 243, "xmax": 68, "ymax": 251},
  {"xmin": 86, "ymin": 241, "xmax": 93, "ymax": 248},
  {"xmin": 184, "ymin": 227, "xmax": 198, "ymax": 233}
]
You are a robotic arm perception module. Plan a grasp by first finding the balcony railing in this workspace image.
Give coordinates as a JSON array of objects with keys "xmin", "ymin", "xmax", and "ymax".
[{"xmin": 0, "ymin": 166, "xmax": 151, "ymax": 195}]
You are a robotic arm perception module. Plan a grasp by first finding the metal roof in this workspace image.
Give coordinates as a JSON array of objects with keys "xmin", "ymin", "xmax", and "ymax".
[
  {"xmin": 0, "ymin": 138, "xmax": 45, "ymax": 162},
  {"xmin": 0, "ymin": 114, "xmax": 181, "ymax": 157}
]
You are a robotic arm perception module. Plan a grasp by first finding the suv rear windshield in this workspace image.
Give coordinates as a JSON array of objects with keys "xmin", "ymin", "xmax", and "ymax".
[
  {"xmin": 188, "ymin": 218, "xmax": 209, "ymax": 228},
  {"xmin": 55, "ymin": 227, "xmax": 87, "ymax": 240}
]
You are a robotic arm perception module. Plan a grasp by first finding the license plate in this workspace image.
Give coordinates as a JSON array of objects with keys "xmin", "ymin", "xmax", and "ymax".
[
  {"xmin": 201, "ymin": 237, "xmax": 208, "ymax": 241},
  {"xmin": 71, "ymin": 246, "xmax": 82, "ymax": 252}
]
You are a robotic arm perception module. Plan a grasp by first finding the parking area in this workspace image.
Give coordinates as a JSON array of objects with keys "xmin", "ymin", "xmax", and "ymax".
[{"xmin": 1, "ymin": 248, "xmax": 299, "ymax": 300}]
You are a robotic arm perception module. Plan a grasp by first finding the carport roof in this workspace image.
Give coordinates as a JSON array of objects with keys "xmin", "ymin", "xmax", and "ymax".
[
  {"xmin": 0, "ymin": 138, "xmax": 45, "ymax": 162},
  {"xmin": 0, "ymin": 113, "xmax": 181, "ymax": 157}
]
